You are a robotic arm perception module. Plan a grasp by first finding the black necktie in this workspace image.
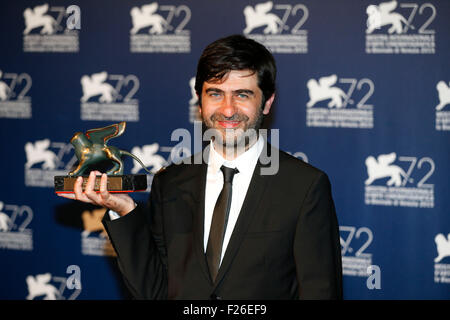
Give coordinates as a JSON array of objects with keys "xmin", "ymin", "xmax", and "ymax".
[{"xmin": 206, "ymin": 165, "xmax": 239, "ymax": 283}]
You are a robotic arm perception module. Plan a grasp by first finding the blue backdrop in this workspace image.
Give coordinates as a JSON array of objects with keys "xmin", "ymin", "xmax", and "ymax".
[{"xmin": 0, "ymin": 0, "xmax": 449, "ymax": 300}]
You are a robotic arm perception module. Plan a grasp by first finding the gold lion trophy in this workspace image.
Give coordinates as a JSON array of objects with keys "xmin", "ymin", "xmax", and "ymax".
[{"xmin": 54, "ymin": 121, "xmax": 150, "ymax": 193}]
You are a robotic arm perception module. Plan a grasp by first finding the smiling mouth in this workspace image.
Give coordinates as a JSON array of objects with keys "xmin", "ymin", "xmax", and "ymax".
[{"xmin": 217, "ymin": 120, "xmax": 241, "ymax": 128}]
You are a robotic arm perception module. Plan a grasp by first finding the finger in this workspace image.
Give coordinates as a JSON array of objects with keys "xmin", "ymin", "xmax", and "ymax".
[
  {"xmin": 57, "ymin": 193, "xmax": 76, "ymax": 199},
  {"xmin": 99, "ymin": 173, "xmax": 110, "ymax": 201},
  {"xmin": 74, "ymin": 176, "xmax": 93, "ymax": 203},
  {"xmin": 84, "ymin": 171, "xmax": 102, "ymax": 204},
  {"xmin": 99, "ymin": 174, "xmax": 118, "ymax": 209}
]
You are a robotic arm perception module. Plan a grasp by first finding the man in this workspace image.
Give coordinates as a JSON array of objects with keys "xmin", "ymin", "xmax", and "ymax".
[{"xmin": 59, "ymin": 35, "xmax": 343, "ymax": 299}]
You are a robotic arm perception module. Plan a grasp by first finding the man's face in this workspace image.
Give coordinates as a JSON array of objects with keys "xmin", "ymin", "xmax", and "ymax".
[{"xmin": 199, "ymin": 69, "xmax": 274, "ymax": 150}]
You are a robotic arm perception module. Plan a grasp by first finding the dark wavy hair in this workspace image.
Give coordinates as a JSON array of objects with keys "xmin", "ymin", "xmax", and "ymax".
[{"xmin": 195, "ymin": 34, "xmax": 276, "ymax": 106}]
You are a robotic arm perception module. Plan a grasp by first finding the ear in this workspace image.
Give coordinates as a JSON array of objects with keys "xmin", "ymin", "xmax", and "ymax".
[{"xmin": 262, "ymin": 93, "xmax": 275, "ymax": 115}]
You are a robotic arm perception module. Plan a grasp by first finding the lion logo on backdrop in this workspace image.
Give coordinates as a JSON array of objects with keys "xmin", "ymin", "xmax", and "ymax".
[
  {"xmin": 0, "ymin": 70, "xmax": 33, "ymax": 119},
  {"xmin": 81, "ymin": 208, "xmax": 116, "ymax": 257},
  {"xmin": 22, "ymin": 3, "xmax": 79, "ymax": 52},
  {"xmin": 0, "ymin": 201, "xmax": 33, "ymax": 250},
  {"xmin": 434, "ymin": 233, "xmax": 450, "ymax": 284},
  {"xmin": 131, "ymin": 144, "xmax": 167, "ymax": 174},
  {"xmin": 189, "ymin": 77, "xmax": 201, "ymax": 123},
  {"xmin": 80, "ymin": 71, "xmax": 116, "ymax": 103},
  {"xmin": 434, "ymin": 233, "xmax": 450, "ymax": 263},
  {"xmin": 79, "ymin": 72, "xmax": 140, "ymax": 121},
  {"xmin": 130, "ymin": 2, "xmax": 169, "ymax": 35},
  {"xmin": 364, "ymin": 153, "xmax": 434, "ymax": 207},
  {"xmin": 305, "ymin": 75, "xmax": 375, "ymax": 128},
  {"xmin": 23, "ymin": 3, "xmax": 57, "ymax": 35},
  {"xmin": 366, "ymin": 0, "xmax": 414, "ymax": 34},
  {"xmin": 365, "ymin": 1, "xmax": 436, "ymax": 54},
  {"xmin": 189, "ymin": 77, "xmax": 198, "ymax": 106},
  {"xmin": 0, "ymin": 213, "xmax": 11, "ymax": 232},
  {"xmin": 243, "ymin": 1, "xmax": 283, "ymax": 35},
  {"xmin": 25, "ymin": 139, "xmax": 58, "ymax": 170},
  {"xmin": 25, "ymin": 139, "xmax": 75, "ymax": 187},
  {"xmin": 0, "ymin": 71, "xmax": 11, "ymax": 101},
  {"xmin": 306, "ymin": 75, "xmax": 348, "ymax": 108},
  {"xmin": 129, "ymin": 2, "xmax": 191, "ymax": 53},
  {"xmin": 436, "ymin": 81, "xmax": 450, "ymax": 111},
  {"xmin": 364, "ymin": 152, "xmax": 407, "ymax": 187},
  {"xmin": 26, "ymin": 271, "xmax": 81, "ymax": 300},
  {"xmin": 0, "ymin": 202, "xmax": 12, "ymax": 232},
  {"xmin": 81, "ymin": 208, "xmax": 107, "ymax": 238},
  {"xmin": 242, "ymin": 1, "xmax": 309, "ymax": 54},
  {"xmin": 26, "ymin": 273, "xmax": 60, "ymax": 300}
]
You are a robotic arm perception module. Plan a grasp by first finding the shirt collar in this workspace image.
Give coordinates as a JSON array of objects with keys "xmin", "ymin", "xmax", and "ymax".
[{"xmin": 208, "ymin": 135, "xmax": 264, "ymax": 176}]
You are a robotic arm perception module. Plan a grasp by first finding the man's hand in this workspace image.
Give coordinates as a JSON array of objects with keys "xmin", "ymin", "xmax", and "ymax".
[{"xmin": 57, "ymin": 171, "xmax": 136, "ymax": 216}]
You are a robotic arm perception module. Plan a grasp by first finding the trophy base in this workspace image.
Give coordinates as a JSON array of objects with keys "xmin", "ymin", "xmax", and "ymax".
[{"xmin": 54, "ymin": 174, "xmax": 147, "ymax": 193}]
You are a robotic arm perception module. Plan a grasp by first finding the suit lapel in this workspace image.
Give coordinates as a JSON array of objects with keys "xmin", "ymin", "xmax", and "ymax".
[
  {"xmin": 177, "ymin": 150, "xmax": 212, "ymax": 284},
  {"xmin": 192, "ymin": 162, "xmax": 212, "ymax": 284},
  {"xmin": 213, "ymin": 143, "xmax": 272, "ymax": 288}
]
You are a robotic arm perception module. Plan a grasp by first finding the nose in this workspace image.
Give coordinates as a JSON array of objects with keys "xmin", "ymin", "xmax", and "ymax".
[{"xmin": 219, "ymin": 95, "xmax": 237, "ymax": 118}]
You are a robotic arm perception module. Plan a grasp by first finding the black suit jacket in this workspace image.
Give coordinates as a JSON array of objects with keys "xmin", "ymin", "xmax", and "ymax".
[{"xmin": 103, "ymin": 144, "xmax": 343, "ymax": 299}]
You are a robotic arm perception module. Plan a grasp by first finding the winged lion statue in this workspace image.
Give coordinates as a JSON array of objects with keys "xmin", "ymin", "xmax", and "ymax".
[{"xmin": 68, "ymin": 121, "xmax": 151, "ymax": 176}]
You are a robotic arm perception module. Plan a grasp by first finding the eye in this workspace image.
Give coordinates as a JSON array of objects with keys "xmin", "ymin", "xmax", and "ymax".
[
  {"xmin": 208, "ymin": 92, "xmax": 221, "ymax": 97},
  {"xmin": 236, "ymin": 93, "xmax": 249, "ymax": 99}
]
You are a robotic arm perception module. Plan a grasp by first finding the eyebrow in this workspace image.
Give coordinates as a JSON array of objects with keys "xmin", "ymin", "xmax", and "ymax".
[
  {"xmin": 234, "ymin": 89, "xmax": 255, "ymax": 96},
  {"xmin": 205, "ymin": 88, "xmax": 255, "ymax": 95}
]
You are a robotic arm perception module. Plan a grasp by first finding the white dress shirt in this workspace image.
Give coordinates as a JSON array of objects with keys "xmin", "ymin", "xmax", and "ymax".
[{"xmin": 204, "ymin": 135, "xmax": 264, "ymax": 265}]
